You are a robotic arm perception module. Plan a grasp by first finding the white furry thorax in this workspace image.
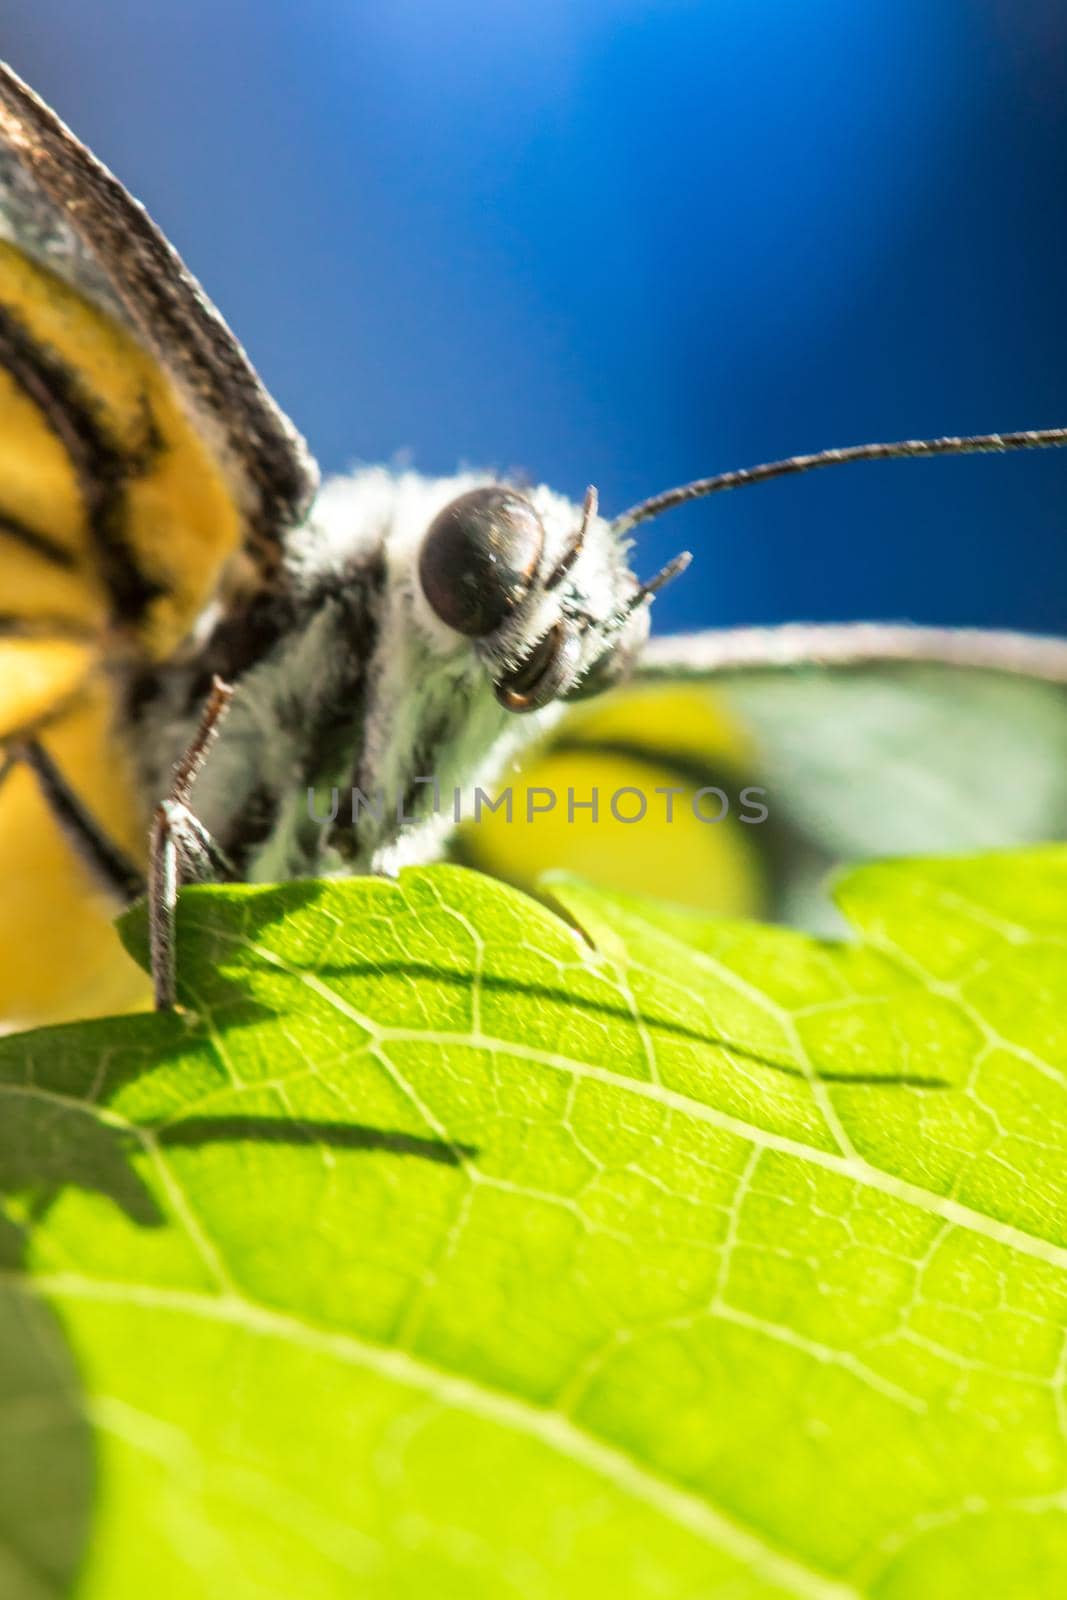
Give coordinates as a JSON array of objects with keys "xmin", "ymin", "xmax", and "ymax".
[{"xmin": 289, "ymin": 466, "xmax": 647, "ymax": 873}]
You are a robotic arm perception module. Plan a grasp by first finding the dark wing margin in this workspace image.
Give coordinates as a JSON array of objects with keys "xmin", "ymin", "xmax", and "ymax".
[{"xmin": 0, "ymin": 61, "xmax": 318, "ymax": 576}]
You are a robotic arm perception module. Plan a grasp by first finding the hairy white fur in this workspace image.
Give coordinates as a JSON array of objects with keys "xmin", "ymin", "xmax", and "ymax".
[{"xmin": 168, "ymin": 466, "xmax": 647, "ymax": 882}]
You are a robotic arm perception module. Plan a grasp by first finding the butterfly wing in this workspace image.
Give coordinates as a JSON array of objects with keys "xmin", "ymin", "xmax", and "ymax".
[
  {"xmin": 0, "ymin": 638, "xmax": 149, "ymax": 1024},
  {"xmin": 0, "ymin": 62, "xmax": 318, "ymax": 1026},
  {"xmin": 0, "ymin": 61, "xmax": 318, "ymax": 653},
  {"xmin": 456, "ymin": 635, "xmax": 1067, "ymax": 931}
]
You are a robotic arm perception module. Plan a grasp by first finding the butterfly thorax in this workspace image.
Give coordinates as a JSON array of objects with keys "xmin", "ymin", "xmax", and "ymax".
[{"xmin": 127, "ymin": 468, "xmax": 647, "ymax": 884}]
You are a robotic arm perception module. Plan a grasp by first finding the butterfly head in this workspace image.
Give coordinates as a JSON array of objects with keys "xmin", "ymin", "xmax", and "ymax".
[{"xmin": 416, "ymin": 482, "xmax": 688, "ymax": 713}]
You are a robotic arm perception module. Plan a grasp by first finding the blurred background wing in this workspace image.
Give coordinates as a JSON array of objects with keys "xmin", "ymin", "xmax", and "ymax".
[{"xmin": 454, "ymin": 658, "xmax": 1067, "ymax": 933}]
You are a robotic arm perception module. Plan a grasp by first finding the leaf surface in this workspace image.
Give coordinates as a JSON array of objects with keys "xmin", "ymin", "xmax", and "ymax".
[{"xmin": 3, "ymin": 853, "xmax": 1067, "ymax": 1597}]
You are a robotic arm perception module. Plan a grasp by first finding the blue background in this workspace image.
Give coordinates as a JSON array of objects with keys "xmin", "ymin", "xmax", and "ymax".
[{"xmin": 5, "ymin": 1, "xmax": 1067, "ymax": 637}]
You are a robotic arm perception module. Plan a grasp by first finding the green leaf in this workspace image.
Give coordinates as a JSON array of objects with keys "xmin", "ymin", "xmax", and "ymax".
[{"xmin": 4, "ymin": 853, "xmax": 1067, "ymax": 1598}]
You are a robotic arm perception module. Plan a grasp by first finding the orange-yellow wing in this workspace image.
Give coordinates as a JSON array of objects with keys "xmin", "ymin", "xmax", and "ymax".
[
  {"xmin": 0, "ymin": 60, "xmax": 317, "ymax": 653},
  {"xmin": 0, "ymin": 62, "xmax": 318, "ymax": 1027},
  {"xmin": 0, "ymin": 639, "xmax": 148, "ymax": 1023}
]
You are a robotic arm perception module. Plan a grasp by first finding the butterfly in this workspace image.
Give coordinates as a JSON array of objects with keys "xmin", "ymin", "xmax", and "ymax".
[{"xmin": 3, "ymin": 58, "xmax": 1067, "ymax": 1028}]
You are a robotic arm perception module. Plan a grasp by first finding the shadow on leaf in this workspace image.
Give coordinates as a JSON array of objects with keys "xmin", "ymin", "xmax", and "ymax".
[
  {"xmin": 0, "ymin": 997, "xmax": 475, "ymax": 1599},
  {"xmin": 177, "ymin": 952, "xmax": 950, "ymax": 1088},
  {"xmin": 156, "ymin": 1116, "xmax": 476, "ymax": 1164}
]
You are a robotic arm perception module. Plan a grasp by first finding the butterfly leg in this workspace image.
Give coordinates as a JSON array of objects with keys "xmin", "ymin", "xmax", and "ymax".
[
  {"xmin": 148, "ymin": 677, "xmax": 235, "ymax": 1010},
  {"xmin": 0, "ymin": 736, "xmax": 146, "ymax": 901}
]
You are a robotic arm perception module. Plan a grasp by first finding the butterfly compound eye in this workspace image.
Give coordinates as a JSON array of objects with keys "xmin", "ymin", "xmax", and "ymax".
[{"xmin": 418, "ymin": 487, "xmax": 545, "ymax": 637}]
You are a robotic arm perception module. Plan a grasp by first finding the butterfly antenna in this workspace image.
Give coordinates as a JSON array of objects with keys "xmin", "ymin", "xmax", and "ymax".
[
  {"xmin": 546, "ymin": 485, "xmax": 597, "ymax": 589},
  {"xmin": 611, "ymin": 427, "xmax": 1067, "ymax": 533},
  {"xmin": 620, "ymin": 550, "xmax": 694, "ymax": 619}
]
